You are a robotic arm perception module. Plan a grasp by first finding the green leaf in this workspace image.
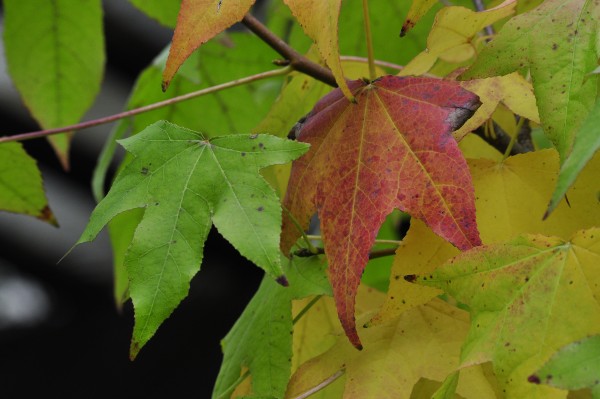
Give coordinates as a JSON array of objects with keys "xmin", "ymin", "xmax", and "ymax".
[
  {"xmin": 0, "ymin": 143, "xmax": 55, "ymax": 224},
  {"xmin": 212, "ymin": 255, "xmax": 331, "ymax": 399},
  {"xmin": 3, "ymin": 0, "xmax": 105, "ymax": 167},
  {"xmin": 128, "ymin": 0, "xmax": 182, "ymax": 27},
  {"xmin": 416, "ymin": 228, "xmax": 600, "ymax": 398},
  {"xmin": 546, "ymin": 99, "xmax": 600, "ymax": 216},
  {"xmin": 76, "ymin": 121, "xmax": 309, "ymax": 358},
  {"xmin": 531, "ymin": 335, "xmax": 600, "ymax": 397},
  {"xmin": 461, "ymin": 0, "xmax": 599, "ymax": 165}
]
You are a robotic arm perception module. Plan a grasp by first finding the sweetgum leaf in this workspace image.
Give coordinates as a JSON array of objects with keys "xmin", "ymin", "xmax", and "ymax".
[
  {"xmin": 400, "ymin": 0, "xmax": 516, "ymax": 77},
  {"xmin": 283, "ymin": 0, "xmax": 352, "ymax": 100},
  {"xmin": 163, "ymin": 0, "xmax": 256, "ymax": 90},
  {"xmin": 547, "ymin": 99, "xmax": 600, "ymax": 216},
  {"xmin": 287, "ymin": 294, "xmax": 498, "ymax": 399},
  {"xmin": 460, "ymin": 0, "xmax": 600, "ymax": 166},
  {"xmin": 416, "ymin": 228, "xmax": 600, "ymax": 398},
  {"xmin": 0, "ymin": 143, "xmax": 55, "ymax": 224},
  {"xmin": 531, "ymin": 335, "xmax": 600, "ymax": 396},
  {"xmin": 76, "ymin": 121, "xmax": 309, "ymax": 358},
  {"xmin": 212, "ymin": 255, "xmax": 331, "ymax": 399},
  {"xmin": 3, "ymin": 0, "xmax": 105, "ymax": 167},
  {"xmin": 281, "ymin": 76, "xmax": 482, "ymax": 349}
]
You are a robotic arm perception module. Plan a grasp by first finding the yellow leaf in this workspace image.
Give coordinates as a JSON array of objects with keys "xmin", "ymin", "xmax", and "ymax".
[
  {"xmin": 163, "ymin": 0, "xmax": 256, "ymax": 90},
  {"xmin": 470, "ymin": 149, "xmax": 600, "ymax": 243},
  {"xmin": 288, "ymin": 295, "xmax": 497, "ymax": 399},
  {"xmin": 283, "ymin": 0, "xmax": 353, "ymax": 100},
  {"xmin": 373, "ymin": 149, "xmax": 599, "ymax": 326},
  {"xmin": 401, "ymin": 0, "xmax": 438, "ymax": 37},
  {"xmin": 453, "ymin": 72, "xmax": 540, "ymax": 140},
  {"xmin": 419, "ymin": 228, "xmax": 600, "ymax": 398},
  {"xmin": 400, "ymin": 0, "xmax": 516, "ymax": 76},
  {"xmin": 459, "ymin": 134, "xmax": 504, "ymax": 162}
]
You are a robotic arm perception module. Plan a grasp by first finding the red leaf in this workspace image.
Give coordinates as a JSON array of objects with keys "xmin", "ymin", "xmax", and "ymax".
[{"xmin": 282, "ymin": 76, "xmax": 482, "ymax": 349}]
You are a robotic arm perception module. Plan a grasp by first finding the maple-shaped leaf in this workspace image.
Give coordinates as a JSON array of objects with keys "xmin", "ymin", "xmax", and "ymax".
[
  {"xmin": 414, "ymin": 228, "xmax": 600, "ymax": 398},
  {"xmin": 162, "ymin": 0, "xmax": 256, "ymax": 90},
  {"xmin": 287, "ymin": 293, "xmax": 498, "ymax": 399},
  {"xmin": 283, "ymin": 0, "xmax": 353, "ymax": 100},
  {"xmin": 281, "ymin": 76, "xmax": 482, "ymax": 349},
  {"xmin": 400, "ymin": 0, "xmax": 516, "ymax": 77},
  {"xmin": 460, "ymin": 0, "xmax": 600, "ymax": 172},
  {"xmin": 75, "ymin": 121, "xmax": 308, "ymax": 359}
]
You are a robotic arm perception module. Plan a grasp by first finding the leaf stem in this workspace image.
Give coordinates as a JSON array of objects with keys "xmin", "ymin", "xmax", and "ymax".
[
  {"xmin": 294, "ymin": 246, "xmax": 398, "ymax": 260},
  {"xmin": 282, "ymin": 204, "xmax": 318, "ymax": 254},
  {"xmin": 306, "ymin": 235, "xmax": 401, "ymax": 246},
  {"xmin": 0, "ymin": 67, "xmax": 291, "ymax": 144},
  {"xmin": 291, "ymin": 369, "xmax": 345, "ymax": 399},
  {"xmin": 502, "ymin": 116, "xmax": 526, "ymax": 160},
  {"xmin": 293, "ymin": 295, "xmax": 323, "ymax": 324},
  {"xmin": 340, "ymin": 55, "xmax": 404, "ymax": 72},
  {"xmin": 241, "ymin": 14, "xmax": 337, "ymax": 88},
  {"xmin": 471, "ymin": 0, "xmax": 495, "ymax": 37},
  {"xmin": 361, "ymin": 0, "xmax": 377, "ymax": 80}
]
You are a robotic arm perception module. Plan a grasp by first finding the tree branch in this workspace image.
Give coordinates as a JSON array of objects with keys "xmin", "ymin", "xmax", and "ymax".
[
  {"xmin": 473, "ymin": 119, "xmax": 533, "ymax": 156},
  {"xmin": 293, "ymin": 246, "xmax": 398, "ymax": 260},
  {"xmin": 0, "ymin": 67, "xmax": 290, "ymax": 144},
  {"xmin": 241, "ymin": 14, "xmax": 337, "ymax": 88}
]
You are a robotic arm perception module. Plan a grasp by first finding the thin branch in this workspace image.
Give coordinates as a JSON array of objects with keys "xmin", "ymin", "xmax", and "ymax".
[
  {"xmin": 0, "ymin": 67, "xmax": 290, "ymax": 144},
  {"xmin": 361, "ymin": 0, "xmax": 377, "ymax": 80},
  {"xmin": 293, "ymin": 246, "xmax": 398, "ymax": 260},
  {"xmin": 241, "ymin": 14, "xmax": 337, "ymax": 88},
  {"xmin": 291, "ymin": 369, "xmax": 345, "ymax": 399},
  {"xmin": 473, "ymin": 119, "xmax": 531, "ymax": 156},
  {"xmin": 472, "ymin": 0, "xmax": 495, "ymax": 37},
  {"xmin": 340, "ymin": 55, "xmax": 405, "ymax": 73},
  {"xmin": 293, "ymin": 295, "xmax": 322, "ymax": 324},
  {"xmin": 306, "ymin": 235, "xmax": 401, "ymax": 246}
]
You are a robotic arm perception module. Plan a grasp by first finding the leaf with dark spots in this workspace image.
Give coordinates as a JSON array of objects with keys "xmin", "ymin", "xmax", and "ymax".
[
  {"xmin": 75, "ymin": 121, "xmax": 308, "ymax": 359},
  {"xmin": 281, "ymin": 75, "xmax": 481, "ymax": 349},
  {"xmin": 416, "ymin": 228, "xmax": 600, "ymax": 398}
]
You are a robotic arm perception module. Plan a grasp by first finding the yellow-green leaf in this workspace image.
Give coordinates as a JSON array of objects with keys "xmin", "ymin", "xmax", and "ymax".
[
  {"xmin": 3, "ymin": 0, "xmax": 105, "ymax": 167},
  {"xmin": 416, "ymin": 228, "xmax": 600, "ymax": 398},
  {"xmin": 460, "ymin": 0, "xmax": 600, "ymax": 165},
  {"xmin": 401, "ymin": 0, "xmax": 438, "ymax": 37},
  {"xmin": 454, "ymin": 72, "xmax": 540, "ymax": 141},
  {"xmin": 400, "ymin": 0, "xmax": 516, "ymax": 76},
  {"xmin": 162, "ymin": 0, "xmax": 256, "ymax": 90},
  {"xmin": 283, "ymin": 0, "xmax": 353, "ymax": 100}
]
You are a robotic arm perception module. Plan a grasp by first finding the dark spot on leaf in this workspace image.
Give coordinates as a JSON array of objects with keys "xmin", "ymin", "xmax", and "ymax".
[
  {"xmin": 250, "ymin": 134, "xmax": 258, "ymax": 139},
  {"xmin": 394, "ymin": 275, "xmax": 400, "ymax": 280},
  {"xmin": 155, "ymin": 202, "xmax": 160, "ymax": 206},
  {"xmin": 404, "ymin": 274, "xmax": 417, "ymax": 282},
  {"xmin": 141, "ymin": 167, "xmax": 149, "ymax": 175},
  {"xmin": 258, "ymin": 143, "xmax": 264, "ymax": 149},
  {"xmin": 276, "ymin": 275, "xmax": 289, "ymax": 286},
  {"xmin": 257, "ymin": 206, "xmax": 264, "ymax": 212},
  {"xmin": 552, "ymin": 43, "xmax": 558, "ymax": 50},
  {"xmin": 241, "ymin": 152, "xmax": 246, "ymax": 156}
]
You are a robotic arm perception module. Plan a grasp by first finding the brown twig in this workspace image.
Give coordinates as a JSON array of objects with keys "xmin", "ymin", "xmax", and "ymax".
[
  {"xmin": 472, "ymin": 0, "xmax": 495, "ymax": 37},
  {"xmin": 293, "ymin": 246, "xmax": 398, "ymax": 260},
  {"xmin": 241, "ymin": 14, "xmax": 337, "ymax": 88},
  {"xmin": 473, "ymin": 119, "xmax": 532, "ymax": 156}
]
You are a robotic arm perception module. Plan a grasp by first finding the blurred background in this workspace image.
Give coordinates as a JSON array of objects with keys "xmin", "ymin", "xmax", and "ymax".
[{"xmin": 0, "ymin": 2, "xmax": 265, "ymax": 397}]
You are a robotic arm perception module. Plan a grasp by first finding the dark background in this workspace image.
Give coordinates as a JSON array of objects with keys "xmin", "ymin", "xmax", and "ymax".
[{"xmin": 0, "ymin": 2, "xmax": 264, "ymax": 397}]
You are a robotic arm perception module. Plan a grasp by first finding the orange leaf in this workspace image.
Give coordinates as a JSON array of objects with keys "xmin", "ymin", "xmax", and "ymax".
[
  {"xmin": 162, "ymin": 0, "xmax": 255, "ymax": 90},
  {"xmin": 283, "ymin": 0, "xmax": 353, "ymax": 100},
  {"xmin": 281, "ymin": 76, "xmax": 482, "ymax": 349}
]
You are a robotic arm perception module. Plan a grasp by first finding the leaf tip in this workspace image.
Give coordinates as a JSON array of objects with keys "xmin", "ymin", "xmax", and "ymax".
[
  {"xmin": 161, "ymin": 80, "xmax": 170, "ymax": 93},
  {"xmin": 37, "ymin": 205, "xmax": 59, "ymax": 227},
  {"xmin": 276, "ymin": 275, "xmax": 289, "ymax": 287},
  {"xmin": 400, "ymin": 20, "xmax": 414, "ymax": 37},
  {"xmin": 129, "ymin": 340, "xmax": 141, "ymax": 361},
  {"xmin": 527, "ymin": 374, "xmax": 541, "ymax": 384}
]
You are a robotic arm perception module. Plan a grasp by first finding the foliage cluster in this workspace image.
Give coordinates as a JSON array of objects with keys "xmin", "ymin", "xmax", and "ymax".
[{"xmin": 1, "ymin": 0, "xmax": 599, "ymax": 398}]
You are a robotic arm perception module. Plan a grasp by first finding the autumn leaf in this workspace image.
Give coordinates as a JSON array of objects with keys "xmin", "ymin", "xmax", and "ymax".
[
  {"xmin": 530, "ymin": 335, "xmax": 600, "ymax": 397},
  {"xmin": 400, "ymin": 0, "xmax": 516, "ymax": 77},
  {"xmin": 287, "ymin": 293, "xmax": 498, "ymax": 399},
  {"xmin": 0, "ymin": 143, "xmax": 55, "ymax": 225},
  {"xmin": 460, "ymin": 0, "xmax": 600, "ymax": 168},
  {"xmin": 75, "ymin": 121, "xmax": 309, "ymax": 359},
  {"xmin": 415, "ymin": 228, "xmax": 600, "ymax": 398},
  {"xmin": 547, "ymin": 99, "xmax": 600, "ymax": 216},
  {"xmin": 454, "ymin": 72, "xmax": 540, "ymax": 141},
  {"xmin": 3, "ymin": 0, "xmax": 105, "ymax": 168},
  {"xmin": 281, "ymin": 76, "xmax": 481, "ymax": 349},
  {"xmin": 283, "ymin": 0, "xmax": 353, "ymax": 100},
  {"xmin": 401, "ymin": 0, "xmax": 438, "ymax": 37},
  {"xmin": 212, "ymin": 255, "xmax": 331, "ymax": 399},
  {"xmin": 372, "ymin": 149, "xmax": 600, "ymax": 329},
  {"xmin": 163, "ymin": 0, "xmax": 256, "ymax": 90}
]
